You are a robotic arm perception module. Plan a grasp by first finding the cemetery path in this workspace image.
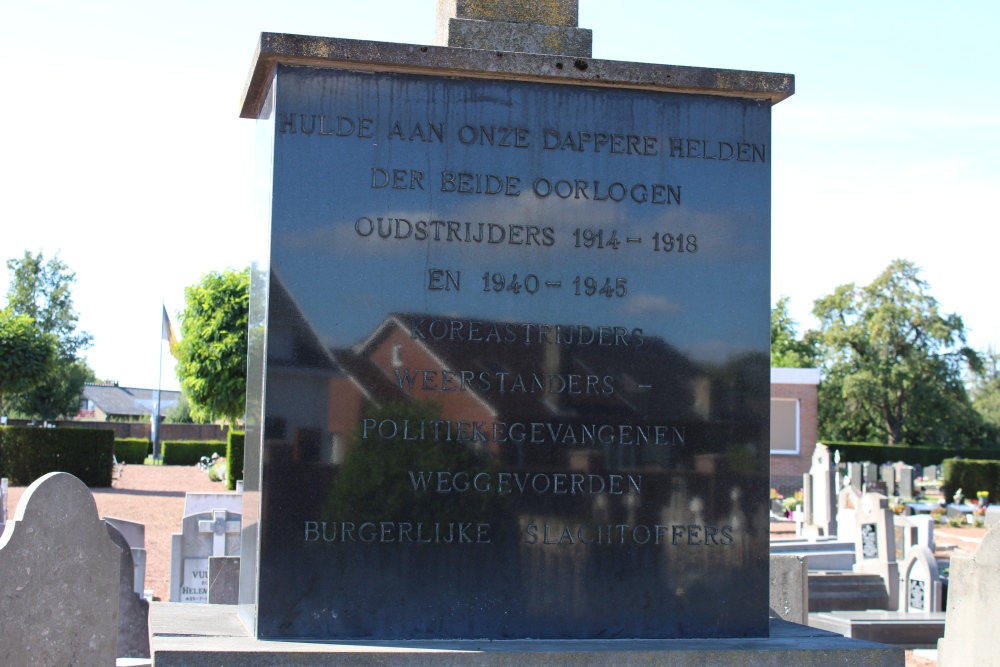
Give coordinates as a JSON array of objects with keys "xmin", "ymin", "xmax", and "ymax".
[{"xmin": 6, "ymin": 464, "xmax": 224, "ymax": 601}]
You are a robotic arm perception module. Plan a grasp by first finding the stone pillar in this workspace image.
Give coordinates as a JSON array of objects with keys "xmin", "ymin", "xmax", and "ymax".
[{"xmin": 434, "ymin": 0, "xmax": 593, "ymax": 56}]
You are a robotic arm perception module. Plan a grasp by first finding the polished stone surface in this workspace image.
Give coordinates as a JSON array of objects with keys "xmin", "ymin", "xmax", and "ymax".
[
  {"xmin": 152, "ymin": 603, "xmax": 903, "ymax": 667},
  {"xmin": 0, "ymin": 472, "xmax": 120, "ymax": 666},
  {"xmin": 242, "ymin": 61, "xmax": 773, "ymax": 641}
]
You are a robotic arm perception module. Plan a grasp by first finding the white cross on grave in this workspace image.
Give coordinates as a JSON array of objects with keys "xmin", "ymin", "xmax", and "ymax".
[{"xmin": 197, "ymin": 510, "xmax": 241, "ymax": 557}]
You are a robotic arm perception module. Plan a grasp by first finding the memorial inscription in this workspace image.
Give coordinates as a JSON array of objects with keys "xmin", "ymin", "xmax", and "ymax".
[{"xmin": 242, "ymin": 65, "xmax": 771, "ymax": 641}]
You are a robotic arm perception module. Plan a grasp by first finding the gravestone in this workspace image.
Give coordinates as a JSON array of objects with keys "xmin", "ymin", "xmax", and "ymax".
[
  {"xmin": 799, "ymin": 444, "xmax": 836, "ymax": 538},
  {"xmin": 899, "ymin": 545, "xmax": 941, "ymax": 613},
  {"xmin": 0, "ymin": 472, "xmax": 119, "ymax": 666},
  {"xmin": 208, "ymin": 556, "xmax": 241, "ymax": 604},
  {"xmin": 184, "ymin": 491, "xmax": 242, "ymax": 517},
  {"xmin": 837, "ymin": 485, "xmax": 861, "ymax": 542},
  {"xmin": 896, "ymin": 465, "xmax": 914, "ymax": 499},
  {"xmin": 847, "ymin": 463, "xmax": 863, "ymax": 492},
  {"xmin": 907, "ymin": 514, "xmax": 935, "ymax": 553},
  {"xmin": 170, "ymin": 508, "xmax": 242, "ymax": 603},
  {"xmin": 105, "ymin": 521, "xmax": 151, "ymax": 659},
  {"xmin": 852, "ymin": 492, "xmax": 898, "ymax": 611},
  {"xmin": 937, "ymin": 523, "xmax": 1000, "ymax": 666},
  {"xmin": 105, "ymin": 516, "xmax": 147, "ymax": 596},
  {"xmin": 237, "ymin": 0, "xmax": 785, "ymax": 643},
  {"xmin": 863, "ymin": 462, "xmax": 878, "ymax": 487},
  {"xmin": 923, "ymin": 465, "xmax": 938, "ymax": 481},
  {"xmin": 892, "ymin": 516, "xmax": 917, "ymax": 563},
  {"xmin": 878, "ymin": 464, "xmax": 895, "ymax": 496}
]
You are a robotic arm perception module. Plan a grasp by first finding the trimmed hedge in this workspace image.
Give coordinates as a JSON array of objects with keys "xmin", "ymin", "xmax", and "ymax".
[
  {"xmin": 227, "ymin": 431, "xmax": 245, "ymax": 491},
  {"xmin": 823, "ymin": 441, "xmax": 1000, "ymax": 467},
  {"xmin": 942, "ymin": 459, "xmax": 1000, "ymax": 501},
  {"xmin": 161, "ymin": 440, "xmax": 226, "ymax": 466},
  {"xmin": 114, "ymin": 437, "xmax": 150, "ymax": 465},
  {"xmin": 0, "ymin": 426, "xmax": 114, "ymax": 487}
]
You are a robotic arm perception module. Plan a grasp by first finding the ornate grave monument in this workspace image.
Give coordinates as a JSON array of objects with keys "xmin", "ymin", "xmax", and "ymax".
[{"xmin": 149, "ymin": 2, "xmax": 901, "ymax": 664}]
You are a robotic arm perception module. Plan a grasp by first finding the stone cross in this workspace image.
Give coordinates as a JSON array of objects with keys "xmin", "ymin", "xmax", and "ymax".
[
  {"xmin": 434, "ymin": 0, "xmax": 592, "ymax": 56},
  {"xmin": 198, "ymin": 509, "xmax": 242, "ymax": 557},
  {"xmin": 0, "ymin": 472, "xmax": 119, "ymax": 666}
]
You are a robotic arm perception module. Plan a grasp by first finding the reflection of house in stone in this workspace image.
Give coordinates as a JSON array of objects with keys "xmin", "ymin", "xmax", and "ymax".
[{"xmin": 265, "ymin": 272, "xmax": 773, "ymax": 472}]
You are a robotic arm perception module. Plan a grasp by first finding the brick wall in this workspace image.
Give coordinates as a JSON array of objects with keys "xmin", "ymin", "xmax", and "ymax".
[{"xmin": 770, "ymin": 381, "xmax": 818, "ymax": 494}]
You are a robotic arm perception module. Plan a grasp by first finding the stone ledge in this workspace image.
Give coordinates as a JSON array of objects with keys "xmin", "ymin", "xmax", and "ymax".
[
  {"xmin": 239, "ymin": 33, "xmax": 794, "ymax": 119},
  {"xmin": 150, "ymin": 603, "xmax": 903, "ymax": 667}
]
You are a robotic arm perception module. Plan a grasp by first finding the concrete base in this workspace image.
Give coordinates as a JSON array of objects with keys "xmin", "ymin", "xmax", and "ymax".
[
  {"xmin": 809, "ymin": 611, "xmax": 945, "ymax": 648},
  {"xmin": 150, "ymin": 603, "xmax": 903, "ymax": 666}
]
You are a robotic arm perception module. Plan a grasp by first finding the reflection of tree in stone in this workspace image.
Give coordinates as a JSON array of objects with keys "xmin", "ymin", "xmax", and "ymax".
[{"xmin": 322, "ymin": 399, "xmax": 507, "ymax": 526}]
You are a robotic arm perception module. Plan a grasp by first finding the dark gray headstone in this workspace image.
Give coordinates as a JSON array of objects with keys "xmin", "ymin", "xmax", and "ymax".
[
  {"xmin": 0, "ymin": 473, "xmax": 119, "ymax": 665},
  {"xmin": 897, "ymin": 465, "xmax": 914, "ymax": 500},
  {"xmin": 863, "ymin": 462, "xmax": 879, "ymax": 485},
  {"xmin": 848, "ymin": 463, "xmax": 863, "ymax": 492},
  {"xmin": 105, "ymin": 522, "xmax": 151, "ymax": 659},
  {"xmin": 209, "ymin": 556, "xmax": 241, "ymax": 605},
  {"xmin": 879, "ymin": 465, "xmax": 896, "ymax": 496}
]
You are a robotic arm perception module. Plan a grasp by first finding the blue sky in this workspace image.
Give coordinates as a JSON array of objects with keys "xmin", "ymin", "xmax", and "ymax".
[{"xmin": 1, "ymin": 1, "xmax": 997, "ymax": 390}]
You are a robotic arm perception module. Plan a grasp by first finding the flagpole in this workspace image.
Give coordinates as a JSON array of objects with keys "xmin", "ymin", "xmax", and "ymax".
[{"xmin": 153, "ymin": 303, "xmax": 164, "ymax": 461}]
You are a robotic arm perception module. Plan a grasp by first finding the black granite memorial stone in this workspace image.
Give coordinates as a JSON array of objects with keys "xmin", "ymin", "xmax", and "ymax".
[{"xmin": 241, "ymin": 63, "xmax": 771, "ymax": 641}]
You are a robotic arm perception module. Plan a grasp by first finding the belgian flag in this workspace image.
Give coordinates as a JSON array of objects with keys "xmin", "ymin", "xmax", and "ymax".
[{"xmin": 161, "ymin": 306, "xmax": 179, "ymax": 358}]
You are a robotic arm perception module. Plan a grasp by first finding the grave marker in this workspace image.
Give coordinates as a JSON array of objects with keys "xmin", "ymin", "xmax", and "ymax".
[
  {"xmin": 863, "ymin": 462, "xmax": 878, "ymax": 486},
  {"xmin": 847, "ymin": 463, "xmax": 863, "ymax": 492},
  {"xmin": 896, "ymin": 465, "xmax": 914, "ymax": 499},
  {"xmin": 170, "ymin": 508, "xmax": 242, "ymax": 603},
  {"xmin": 853, "ymin": 492, "xmax": 898, "ymax": 611},
  {"xmin": 937, "ymin": 524, "xmax": 1000, "ymax": 665},
  {"xmin": 879, "ymin": 464, "xmax": 895, "ymax": 496},
  {"xmin": 105, "ymin": 516, "xmax": 147, "ymax": 597},
  {"xmin": 238, "ymin": 0, "xmax": 787, "ymax": 640},
  {"xmin": 899, "ymin": 545, "xmax": 941, "ymax": 613},
  {"xmin": 105, "ymin": 521, "xmax": 151, "ymax": 659},
  {"xmin": 0, "ymin": 472, "xmax": 119, "ymax": 666}
]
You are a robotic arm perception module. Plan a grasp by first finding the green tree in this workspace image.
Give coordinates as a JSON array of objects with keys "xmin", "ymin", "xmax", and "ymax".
[
  {"xmin": 0, "ymin": 310, "xmax": 57, "ymax": 417},
  {"xmin": 969, "ymin": 346, "xmax": 1000, "ymax": 428},
  {"xmin": 4, "ymin": 251, "xmax": 94, "ymax": 419},
  {"xmin": 175, "ymin": 268, "xmax": 250, "ymax": 425},
  {"xmin": 812, "ymin": 259, "xmax": 983, "ymax": 447},
  {"xmin": 771, "ymin": 296, "xmax": 818, "ymax": 368}
]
